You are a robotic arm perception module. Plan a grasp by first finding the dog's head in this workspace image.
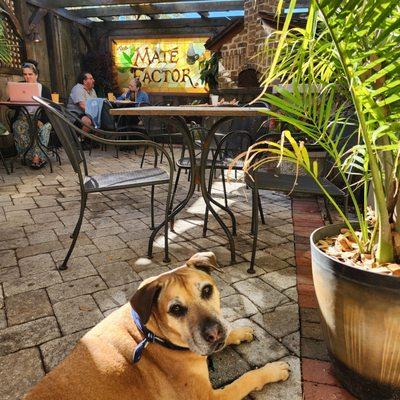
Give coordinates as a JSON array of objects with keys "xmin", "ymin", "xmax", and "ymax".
[{"xmin": 130, "ymin": 252, "xmax": 227, "ymax": 356}]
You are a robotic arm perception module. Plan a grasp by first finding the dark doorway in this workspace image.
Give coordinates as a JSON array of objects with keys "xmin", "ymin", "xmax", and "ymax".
[{"xmin": 238, "ymin": 68, "xmax": 259, "ymax": 87}]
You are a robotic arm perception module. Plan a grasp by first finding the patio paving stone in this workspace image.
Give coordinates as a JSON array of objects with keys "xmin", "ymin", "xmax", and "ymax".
[
  {"xmin": 88, "ymin": 248, "xmax": 136, "ymax": 267},
  {"xmin": 0, "ymin": 267, "xmax": 20, "ymax": 283},
  {"xmin": 230, "ymin": 319, "xmax": 288, "ymax": 366},
  {"xmin": 209, "ymin": 346, "xmax": 251, "ymax": 388},
  {"xmin": 40, "ymin": 329, "xmax": 89, "ymax": 372},
  {"xmin": 221, "ymin": 293, "xmax": 259, "ymax": 322},
  {"xmin": 0, "ymin": 249, "xmax": 17, "ymax": 268},
  {"xmin": 0, "ymin": 348, "xmax": 44, "ymax": 400},
  {"xmin": 261, "ymin": 267, "xmax": 297, "ymax": 291},
  {"xmin": 19, "ymin": 253, "xmax": 56, "ymax": 277},
  {"xmin": 233, "ymin": 278, "xmax": 290, "ymax": 313},
  {"xmin": 47, "ymin": 275, "xmax": 107, "ymax": 304},
  {"xmin": 0, "ymin": 309, "xmax": 5, "ymax": 329},
  {"xmin": 92, "ymin": 282, "xmax": 140, "ymax": 312},
  {"xmin": 259, "ymin": 304, "xmax": 300, "ymax": 339},
  {"xmin": 96, "ymin": 261, "xmax": 140, "ymax": 286},
  {"xmin": 0, "ymin": 237, "xmax": 29, "ymax": 251},
  {"xmin": 53, "ymin": 295, "xmax": 104, "ymax": 335},
  {"xmin": 3, "ymin": 270, "xmax": 62, "ymax": 297},
  {"xmin": 0, "ymin": 316, "xmax": 60, "ymax": 356},
  {"xmin": 282, "ymin": 331, "xmax": 300, "ymax": 357},
  {"xmin": 15, "ymin": 240, "xmax": 63, "ymax": 259},
  {"xmin": 58, "ymin": 256, "xmax": 97, "ymax": 281},
  {"xmin": 51, "ymin": 244, "xmax": 99, "ymax": 263},
  {"xmin": 5, "ymin": 289, "xmax": 53, "ymax": 326}
]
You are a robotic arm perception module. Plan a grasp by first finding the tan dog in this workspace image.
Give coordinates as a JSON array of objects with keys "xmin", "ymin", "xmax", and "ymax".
[{"xmin": 24, "ymin": 252, "xmax": 289, "ymax": 400}]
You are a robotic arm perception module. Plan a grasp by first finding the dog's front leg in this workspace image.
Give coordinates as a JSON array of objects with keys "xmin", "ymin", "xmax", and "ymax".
[
  {"xmin": 225, "ymin": 327, "xmax": 254, "ymax": 346},
  {"xmin": 210, "ymin": 361, "xmax": 290, "ymax": 400}
]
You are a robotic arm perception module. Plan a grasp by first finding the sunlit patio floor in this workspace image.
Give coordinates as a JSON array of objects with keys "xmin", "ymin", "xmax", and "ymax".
[{"xmin": 0, "ymin": 147, "xmax": 306, "ymax": 399}]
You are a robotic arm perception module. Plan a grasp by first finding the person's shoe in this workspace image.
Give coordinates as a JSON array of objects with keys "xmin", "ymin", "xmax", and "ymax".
[{"xmin": 30, "ymin": 160, "xmax": 47, "ymax": 169}]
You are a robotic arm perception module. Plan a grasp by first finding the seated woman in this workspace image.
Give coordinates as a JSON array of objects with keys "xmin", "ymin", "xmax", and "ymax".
[
  {"xmin": 11, "ymin": 61, "xmax": 52, "ymax": 169},
  {"xmin": 117, "ymin": 78, "xmax": 150, "ymax": 104}
]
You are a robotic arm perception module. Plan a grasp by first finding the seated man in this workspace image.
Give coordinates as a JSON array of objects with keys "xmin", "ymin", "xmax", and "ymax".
[
  {"xmin": 67, "ymin": 72, "xmax": 97, "ymax": 132},
  {"xmin": 118, "ymin": 78, "xmax": 150, "ymax": 104}
]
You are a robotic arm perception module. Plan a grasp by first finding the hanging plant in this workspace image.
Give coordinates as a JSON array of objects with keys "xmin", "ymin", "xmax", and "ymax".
[
  {"xmin": 199, "ymin": 52, "xmax": 219, "ymax": 91},
  {"xmin": 0, "ymin": 12, "xmax": 12, "ymax": 65}
]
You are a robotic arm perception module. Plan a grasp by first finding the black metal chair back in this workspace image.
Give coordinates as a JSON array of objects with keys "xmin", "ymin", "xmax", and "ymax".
[{"xmin": 37, "ymin": 98, "xmax": 87, "ymax": 176}]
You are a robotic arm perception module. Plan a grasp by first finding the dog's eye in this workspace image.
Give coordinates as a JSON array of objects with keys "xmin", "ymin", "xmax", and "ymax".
[
  {"xmin": 169, "ymin": 304, "xmax": 187, "ymax": 317},
  {"xmin": 201, "ymin": 284, "xmax": 213, "ymax": 299}
]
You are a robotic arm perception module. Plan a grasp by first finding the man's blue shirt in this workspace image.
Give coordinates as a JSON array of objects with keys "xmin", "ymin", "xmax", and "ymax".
[{"xmin": 117, "ymin": 90, "xmax": 150, "ymax": 104}]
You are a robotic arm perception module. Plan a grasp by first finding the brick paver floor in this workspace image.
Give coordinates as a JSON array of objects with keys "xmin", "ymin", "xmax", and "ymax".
[
  {"xmin": 0, "ymin": 146, "xmax": 348, "ymax": 399},
  {"xmin": 293, "ymin": 198, "xmax": 356, "ymax": 400}
]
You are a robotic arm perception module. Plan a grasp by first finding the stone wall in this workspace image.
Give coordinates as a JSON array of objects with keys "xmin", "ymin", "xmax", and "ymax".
[{"xmin": 219, "ymin": 0, "xmax": 278, "ymax": 88}]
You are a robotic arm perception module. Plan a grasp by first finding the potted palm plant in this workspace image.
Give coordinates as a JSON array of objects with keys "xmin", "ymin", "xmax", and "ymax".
[{"xmin": 238, "ymin": 1, "xmax": 400, "ymax": 398}]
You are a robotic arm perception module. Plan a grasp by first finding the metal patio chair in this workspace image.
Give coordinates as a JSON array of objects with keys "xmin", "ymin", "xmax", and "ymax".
[
  {"xmin": 200, "ymin": 127, "xmax": 268, "ymax": 238},
  {"xmin": 245, "ymin": 123, "xmax": 357, "ymax": 273},
  {"xmin": 34, "ymin": 96, "xmax": 174, "ymax": 269},
  {"xmin": 63, "ymin": 101, "xmax": 149, "ymax": 158},
  {"xmin": 139, "ymin": 102, "xmax": 182, "ymax": 169}
]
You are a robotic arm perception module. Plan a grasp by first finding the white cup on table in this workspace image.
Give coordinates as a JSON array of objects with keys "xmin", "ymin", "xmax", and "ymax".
[{"xmin": 210, "ymin": 94, "xmax": 219, "ymax": 106}]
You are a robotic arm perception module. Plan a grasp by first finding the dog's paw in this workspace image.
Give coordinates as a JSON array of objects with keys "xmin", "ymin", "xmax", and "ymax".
[
  {"xmin": 262, "ymin": 361, "xmax": 290, "ymax": 384},
  {"xmin": 253, "ymin": 361, "xmax": 290, "ymax": 390},
  {"xmin": 228, "ymin": 327, "xmax": 254, "ymax": 345}
]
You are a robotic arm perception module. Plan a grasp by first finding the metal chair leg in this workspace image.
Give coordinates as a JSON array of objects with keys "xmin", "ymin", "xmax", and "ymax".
[
  {"xmin": 163, "ymin": 182, "xmax": 173, "ymax": 263},
  {"xmin": 203, "ymin": 169, "xmax": 215, "ymax": 237},
  {"xmin": 150, "ymin": 185, "xmax": 155, "ymax": 230},
  {"xmin": 248, "ymin": 187, "xmax": 259, "ymax": 274},
  {"xmin": 140, "ymin": 146, "xmax": 147, "ymax": 168},
  {"xmin": 0, "ymin": 150, "xmax": 10, "ymax": 175},
  {"xmin": 258, "ymin": 194, "xmax": 266, "ymax": 225},
  {"xmin": 221, "ymin": 168, "xmax": 228, "ymax": 208},
  {"xmin": 55, "ymin": 149, "xmax": 62, "ymax": 166},
  {"xmin": 160, "ymin": 143, "xmax": 165, "ymax": 164},
  {"xmin": 60, "ymin": 193, "xmax": 87, "ymax": 270},
  {"xmin": 168, "ymin": 138, "xmax": 176, "ymax": 171},
  {"xmin": 169, "ymin": 167, "xmax": 182, "ymax": 231}
]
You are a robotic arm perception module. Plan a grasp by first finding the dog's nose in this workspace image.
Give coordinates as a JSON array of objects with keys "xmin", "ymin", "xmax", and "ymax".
[{"xmin": 202, "ymin": 319, "xmax": 224, "ymax": 344}]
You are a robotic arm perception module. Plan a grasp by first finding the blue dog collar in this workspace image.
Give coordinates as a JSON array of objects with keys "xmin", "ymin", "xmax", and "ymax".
[{"xmin": 131, "ymin": 308, "xmax": 189, "ymax": 364}]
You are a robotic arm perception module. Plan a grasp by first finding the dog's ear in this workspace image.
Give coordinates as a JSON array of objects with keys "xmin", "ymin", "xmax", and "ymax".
[
  {"xmin": 130, "ymin": 281, "xmax": 162, "ymax": 324},
  {"xmin": 186, "ymin": 252, "xmax": 223, "ymax": 274}
]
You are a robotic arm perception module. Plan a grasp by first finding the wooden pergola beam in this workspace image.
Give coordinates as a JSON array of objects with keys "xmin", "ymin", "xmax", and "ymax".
[
  {"xmin": 108, "ymin": 27, "xmax": 220, "ymax": 38},
  {"xmin": 26, "ymin": 0, "xmax": 92, "ymax": 26},
  {"xmin": 69, "ymin": 1, "xmax": 243, "ymax": 18},
  {"xmin": 27, "ymin": 8, "xmax": 48, "ymax": 32},
  {"xmin": 103, "ymin": 17, "xmax": 236, "ymax": 31},
  {"xmin": 27, "ymin": 0, "xmax": 219, "ymax": 8}
]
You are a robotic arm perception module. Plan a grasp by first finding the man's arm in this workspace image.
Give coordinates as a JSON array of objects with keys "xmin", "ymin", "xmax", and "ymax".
[
  {"xmin": 70, "ymin": 85, "xmax": 87, "ymax": 112},
  {"xmin": 78, "ymin": 101, "xmax": 86, "ymax": 111}
]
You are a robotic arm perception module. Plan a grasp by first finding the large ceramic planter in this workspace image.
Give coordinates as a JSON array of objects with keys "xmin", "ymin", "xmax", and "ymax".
[{"xmin": 311, "ymin": 223, "xmax": 400, "ymax": 400}]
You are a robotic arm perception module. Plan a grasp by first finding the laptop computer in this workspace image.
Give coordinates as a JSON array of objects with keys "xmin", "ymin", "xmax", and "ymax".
[{"xmin": 7, "ymin": 82, "xmax": 42, "ymax": 103}]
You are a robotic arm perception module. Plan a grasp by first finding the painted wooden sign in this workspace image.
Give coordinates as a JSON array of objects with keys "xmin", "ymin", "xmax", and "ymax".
[{"xmin": 113, "ymin": 38, "xmax": 211, "ymax": 93}]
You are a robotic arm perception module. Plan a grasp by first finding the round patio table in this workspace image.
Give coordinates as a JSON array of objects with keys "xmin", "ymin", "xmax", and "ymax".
[
  {"xmin": 110, "ymin": 105, "xmax": 267, "ymax": 265},
  {"xmin": 0, "ymin": 101, "xmax": 53, "ymax": 172}
]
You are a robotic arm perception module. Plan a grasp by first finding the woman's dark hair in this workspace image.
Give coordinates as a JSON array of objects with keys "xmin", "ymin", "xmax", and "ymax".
[
  {"xmin": 77, "ymin": 72, "xmax": 92, "ymax": 84},
  {"xmin": 22, "ymin": 59, "xmax": 39, "ymax": 75}
]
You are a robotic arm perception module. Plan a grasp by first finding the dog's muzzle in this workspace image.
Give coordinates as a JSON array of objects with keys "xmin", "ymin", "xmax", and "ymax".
[{"xmin": 201, "ymin": 318, "xmax": 226, "ymax": 352}]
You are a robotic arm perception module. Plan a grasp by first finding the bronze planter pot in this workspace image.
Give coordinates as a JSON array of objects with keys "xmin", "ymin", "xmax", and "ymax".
[{"xmin": 311, "ymin": 223, "xmax": 400, "ymax": 400}]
